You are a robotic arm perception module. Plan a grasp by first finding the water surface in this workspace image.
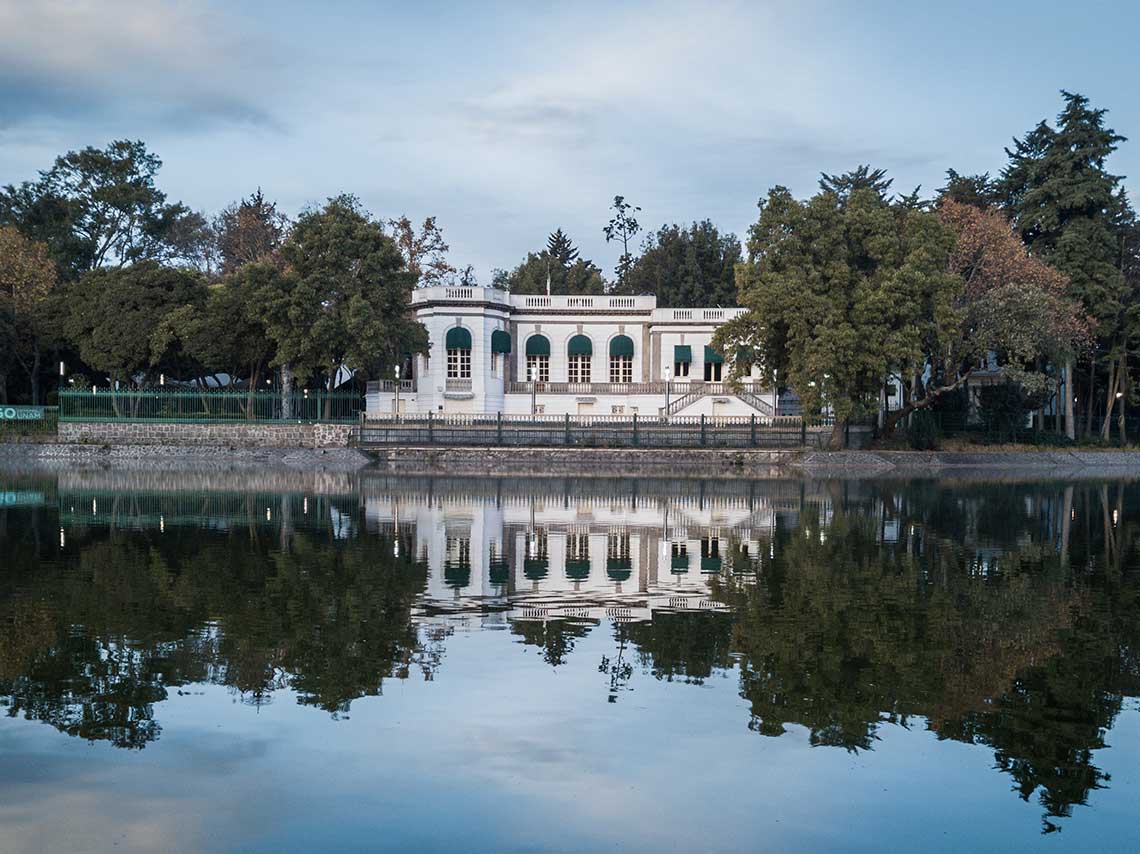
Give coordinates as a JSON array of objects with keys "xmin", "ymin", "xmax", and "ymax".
[{"xmin": 2, "ymin": 466, "xmax": 1138, "ymax": 852}]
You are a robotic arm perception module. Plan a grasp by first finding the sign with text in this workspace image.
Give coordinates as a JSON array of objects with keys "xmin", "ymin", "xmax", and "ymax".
[{"xmin": 0, "ymin": 406, "xmax": 44, "ymax": 421}]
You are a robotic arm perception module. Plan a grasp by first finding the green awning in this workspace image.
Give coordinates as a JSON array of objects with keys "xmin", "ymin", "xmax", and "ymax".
[
  {"xmin": 609, "ymin": 335, "xmax": 634, "ymax": 357},
  {"xmin": 524, "ymin": 558, "xmax": 549, "ymax": 580},
  {"xmin": 525, "ymin": 335, "xmax": 550, "ymax": 357},
  {"xmin": 491, "ymin": 330, "xmax": 512, "ymax": 354},
  {"xmin": 444, "ymin": 563, "xmax": 471, "ymax": 588},
  {"xmin": 445, "ymin": 327, "xmax": 472, "ymax": 349},
  {"xmin": 704, "ymin": 346, "xmax": 723, "ymax": 364},
  {"xmin": 607, "ymin": 557, "xmax": 632, "ymax": 582},
  {"xmin": 700, "ymin": 556, "xmax": 722, "ymax": 572},
  {"xmin": 489, "ymin": 559, "xmax": 510, "ymax": 585},
  {"xmin": 673, "ymin": 345, "xmax": 692, "ymax": 364},
  {"xmin": 671, "ymin": 554, "xmax": 690, "ymax": 571},
  {"xmin": 567, "ymin": 335, "xmax": 593, "ymax": 356},
  {"xmin": 566, "ymin": 559, "xmax": 591, "ymax": 580}
]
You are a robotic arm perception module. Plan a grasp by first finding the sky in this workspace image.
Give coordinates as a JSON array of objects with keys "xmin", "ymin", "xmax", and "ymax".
[{"xmin": 1, "ymin": 0, "xmax": 1138, "ymax": 282}]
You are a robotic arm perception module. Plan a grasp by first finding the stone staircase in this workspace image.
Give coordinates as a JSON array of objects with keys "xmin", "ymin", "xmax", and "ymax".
[{"xmin": 659, "ymin": 385, "xmax": 776, "ymax": 417}]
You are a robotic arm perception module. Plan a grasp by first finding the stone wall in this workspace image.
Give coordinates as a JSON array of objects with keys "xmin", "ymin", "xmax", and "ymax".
[{"xmin": 58, "ymin": 421, "xmax": 355, "ymax": 449}]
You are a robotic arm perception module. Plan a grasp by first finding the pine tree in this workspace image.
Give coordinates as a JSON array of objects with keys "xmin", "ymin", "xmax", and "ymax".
[
  {"xmin": 998, "ymin": 91, "xmax": 1133, "ymax": 438},
  {"xmin": 546, "ymin": 228, "xmax": 579, "ymax": 268}
]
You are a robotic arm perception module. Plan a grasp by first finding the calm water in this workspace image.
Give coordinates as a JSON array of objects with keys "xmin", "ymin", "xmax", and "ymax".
[{"xmin": 2, "ymin": 465, "xmax": 1139, "ymax": 853}]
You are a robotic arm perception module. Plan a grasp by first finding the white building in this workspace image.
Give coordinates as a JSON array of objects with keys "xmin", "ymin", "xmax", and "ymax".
[{"xmin": 366, "ymin": 285, "xmax": 778, "ymax": 419}]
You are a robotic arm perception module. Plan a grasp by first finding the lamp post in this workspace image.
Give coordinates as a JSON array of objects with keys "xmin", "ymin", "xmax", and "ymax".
[
  {"xmin": 394, "ymin": 364, "xmax": 401, "ymax": 419},
  {"xmin": 663, "ymin": 365, "xmax": 672, "ymax": 421},
  {"xmin": 529, "ymin": 364, "xmax": 537, "ymax": 416}
]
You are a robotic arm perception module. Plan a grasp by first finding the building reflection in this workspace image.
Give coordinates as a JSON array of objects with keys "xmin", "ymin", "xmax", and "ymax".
[{"xmin": 364, "ymin": 477, "xmax": 794, "ymax": 625}]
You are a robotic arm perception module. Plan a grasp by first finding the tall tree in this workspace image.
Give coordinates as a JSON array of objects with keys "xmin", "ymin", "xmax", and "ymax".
[
  {"xmin": 715, "ymin": 173, "xmax": 962, "ymax": 447},
  {"xmin": 0, "ymin": 227, "xmax": 57, "ymax": 403},
  {"xmin": 274, "ymin": 196, "xmax": 428, "ymax": 397},
  {"xmin": 213, "ymin": 189, "xmax": 288, "ymax": 275},
  {"xmin": 998, "ymin": 92, "xmax": 1132, "ymax": 438},
  {"xmin": 620, "ymin": 220, "xmax": 742, "ymax": 306},
  {"xmin": 546, "ymin": 228, "xmax": 579, "ymax": 268},
  {"xmin": 501, "ymin": 250, "xmax": 606, "ymax": 295},
  {"xmin": 0, "ymin": 140, "xmax": 205, "ymax": 277},
  {"xmin": 387, "ymin": 215, "xmax": 456, "ymax": 287},
  {"xmin": 603, "ymin": 195, "xmax": 641, "ymax": 288}
]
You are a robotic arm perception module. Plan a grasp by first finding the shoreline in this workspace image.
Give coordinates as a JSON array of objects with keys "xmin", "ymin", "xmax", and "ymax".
[{"xmin": 5, "ymin": 441, "xmax": 1140, "ymax": 479}]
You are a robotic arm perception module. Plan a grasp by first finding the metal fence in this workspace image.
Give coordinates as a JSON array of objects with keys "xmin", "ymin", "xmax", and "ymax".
[
  {"xmin": 357, "ymin": 412, "xmax": 836, "ymax": 449},
  {"xmin": 60, "ymin": 389, "xmax": 364, "ymax": 423}
]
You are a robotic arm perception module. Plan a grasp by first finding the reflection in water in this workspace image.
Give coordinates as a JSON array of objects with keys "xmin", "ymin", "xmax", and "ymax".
[{"xmin": 2, "ymin": 468, "xmax": 1140, "ymax": 840}]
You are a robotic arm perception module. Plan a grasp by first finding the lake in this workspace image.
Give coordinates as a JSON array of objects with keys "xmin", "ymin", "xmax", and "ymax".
[{"xmin": 1, "ymin": 464, "xmax": 1138, "ymax": 853}]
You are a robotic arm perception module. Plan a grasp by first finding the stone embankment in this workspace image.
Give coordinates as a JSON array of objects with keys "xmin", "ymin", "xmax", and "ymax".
[{"xmin": 57, "ymin": 421, "xmax": 354, "ymax": 448}]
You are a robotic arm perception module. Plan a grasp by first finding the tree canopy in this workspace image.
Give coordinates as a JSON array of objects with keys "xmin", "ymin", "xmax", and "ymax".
[
  {"xmin": 618, "ymin": 220, "xmax": 741, "ymax": 306},
  {"xmin": 0, "ymin": 140, "xmax": 206, "ymax": 279},
  {"xmin": 62, "ymin": 261, "xmax": 208, "ymax": 385},
  {"xmin": 715, "ymin": 177, "xmax": 960, "ymax": 444}
]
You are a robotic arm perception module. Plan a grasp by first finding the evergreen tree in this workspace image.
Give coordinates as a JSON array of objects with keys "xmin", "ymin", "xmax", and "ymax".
[
  {"xmin": 998, "ymin": 91, "xmax": 1133, "ymax": 438},
  {"xmin": 546, "ymin": 228, "xmax": 579, "ymax": 268},
  {"xmin": 620, "ymin": 220, "xmax": 742, "ymax": 306},
  {"xmin": 938, "ymin": 170, "xmax": 999, "ymax": 209}
]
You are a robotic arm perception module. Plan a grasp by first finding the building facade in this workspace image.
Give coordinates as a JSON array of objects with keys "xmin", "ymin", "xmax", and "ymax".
[{"xmin": 367, "ymin": 285, "xmax": 777, "ymax": 419}]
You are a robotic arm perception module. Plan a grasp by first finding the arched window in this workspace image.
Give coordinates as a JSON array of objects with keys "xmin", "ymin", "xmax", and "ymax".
[
  {"xmin": 567, "ymin": 335, "xmax": 592, "ymax": 383},
  {"xmin": 525, "ymin": 334, "xmax": 550, "ymax": 383},
  {"xmin": 491, "ymin": 329, "xmax": 511, "ymax": 374},
  {"xmin": 445, "ymin": 326, "xmax": 472, "ymax": 379},
  {"xmin": 609, "ymin": 335, "xmax": 634, "ymax": 384}
]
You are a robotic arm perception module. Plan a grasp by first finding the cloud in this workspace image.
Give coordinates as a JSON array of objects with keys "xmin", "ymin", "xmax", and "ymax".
[{"xmin": 0, "ymin": 0, "xmax": 283, "ymax": 130}]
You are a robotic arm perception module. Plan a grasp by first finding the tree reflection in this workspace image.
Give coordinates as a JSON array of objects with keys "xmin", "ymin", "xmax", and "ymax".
[
  {"xmin": 0, "ymin": 497, "xmax": 429, "ymax": 745},
  {"xmin": 706, "ymin": 480, "xmax": 1140, "ymax": 831}
]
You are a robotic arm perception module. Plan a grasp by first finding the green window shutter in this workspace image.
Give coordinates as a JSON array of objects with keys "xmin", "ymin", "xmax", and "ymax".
[
  {"xmin": 491, "ymin": 329, "xmax": 512, "ymax": 354},
  {"xmin": 704, "ymin": 345, "xmax": 724, "ymax": 364},
  {"xmin": 565, "ymin": 559, "xmax": 591, "ymax": 580},
  {"xmin": 525, "ymin": 335, "xmax": 550, "ymax": 356},
  {"xmin": 606, "ymin": 558, "xmax": 632, "ymax": 582},
  {"xmin": 567, "ymin": 335, "xmax": 593, "ymax": 356},
  {"xmin": 524, "ymin": 558, "xmax": 549, "ymax": 580},
  {"xmin": 609, "ymin": 335, "xmax": 634, "ymax": 357},
  {"xmin": 673, "ymin": 345, "xmax": 692, "ymax": 363},
  {"xmin": 445, "ymin": 327, "xmax": 472, "ymax": 349}
]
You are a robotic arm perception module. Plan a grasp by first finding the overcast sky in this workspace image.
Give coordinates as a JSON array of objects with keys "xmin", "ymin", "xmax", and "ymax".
[{"xmin": 1, "ymin": 0, "xmax": 1137, "ymax": 281}]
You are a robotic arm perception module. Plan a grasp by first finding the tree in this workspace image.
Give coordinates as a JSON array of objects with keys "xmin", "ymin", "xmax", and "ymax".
[
  {"xmin": 818, "ymin": 164, "xmax": 893, "ymax": 202},
  {"xmin": 998, "ymin": 92, "xmax": 1132, "ymax": 439},
  {"xmin": 714, "ymin": 174, "xmax": 961, "ymax": 447},
  {"xmin": 0, "ymin": 226, "xmax": 58, "ymax": 403},
  {"xmin": 546, "ymin": 228, "xmax": 579, "ymax": 268},
  {"xmin": 154, "ymin": 264, "xmax": 281, "ymax": 395},
  {"xmin": 938, "ymin": 170, "xmax": 999, "ymax": 209},
  {"xmin": 0, "ymin": 140, "xmax": 204, "ymax": 277},
  {"xmin": 213, "ymin": 189, "xmax": 288, "ymax": 275},
  {"xmin": 61, "ymin": 261, "xmax": 207, "ymax": 387},
  {"xmin": 501, "ymin": 251, "xmax": 606, "ymax": 295},
  {"xmin": 619, "ymin": 220, "xmax": 742, "ymax": 306},
  {"xmin": 387, "ymin": 215, "xmax": 456, "ymax": 287},
  {"xmin": 275, "ymin": 196, "xmax": 428, "ymax": 402},
  {"xmin": 603, "ymin": 195, "xmax": 641, "ymax": 287}
]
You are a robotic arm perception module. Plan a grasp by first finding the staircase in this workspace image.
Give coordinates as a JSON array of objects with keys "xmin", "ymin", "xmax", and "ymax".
[
  {"xmin": 662, "ymin": 386, "xmax": 704, "ymax": 416},
  {"xmin": 661, "ymin": 384, "xmax": 776, "ymax": 417},
  {"xmin": 738, "ymin": 389, "xmax": 775, "ymax": 416}
]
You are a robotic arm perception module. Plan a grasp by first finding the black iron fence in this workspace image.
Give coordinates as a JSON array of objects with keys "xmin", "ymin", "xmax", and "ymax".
[{"xmin": 357, "ymin": 412, "xmax": 839, "ymax": 449}]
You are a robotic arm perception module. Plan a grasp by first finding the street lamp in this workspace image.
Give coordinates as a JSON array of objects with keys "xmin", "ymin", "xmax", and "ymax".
[
  {"xmin": 394, "ymin": 363, "xmax": 402, "ymax": 418},
  {"xmin": 529, "ymin": 364, "xmax": 537, "ymax": 416},
  {"xmin": 663, "ymin": 364, "xmax": 672, "ymax": 421}
]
